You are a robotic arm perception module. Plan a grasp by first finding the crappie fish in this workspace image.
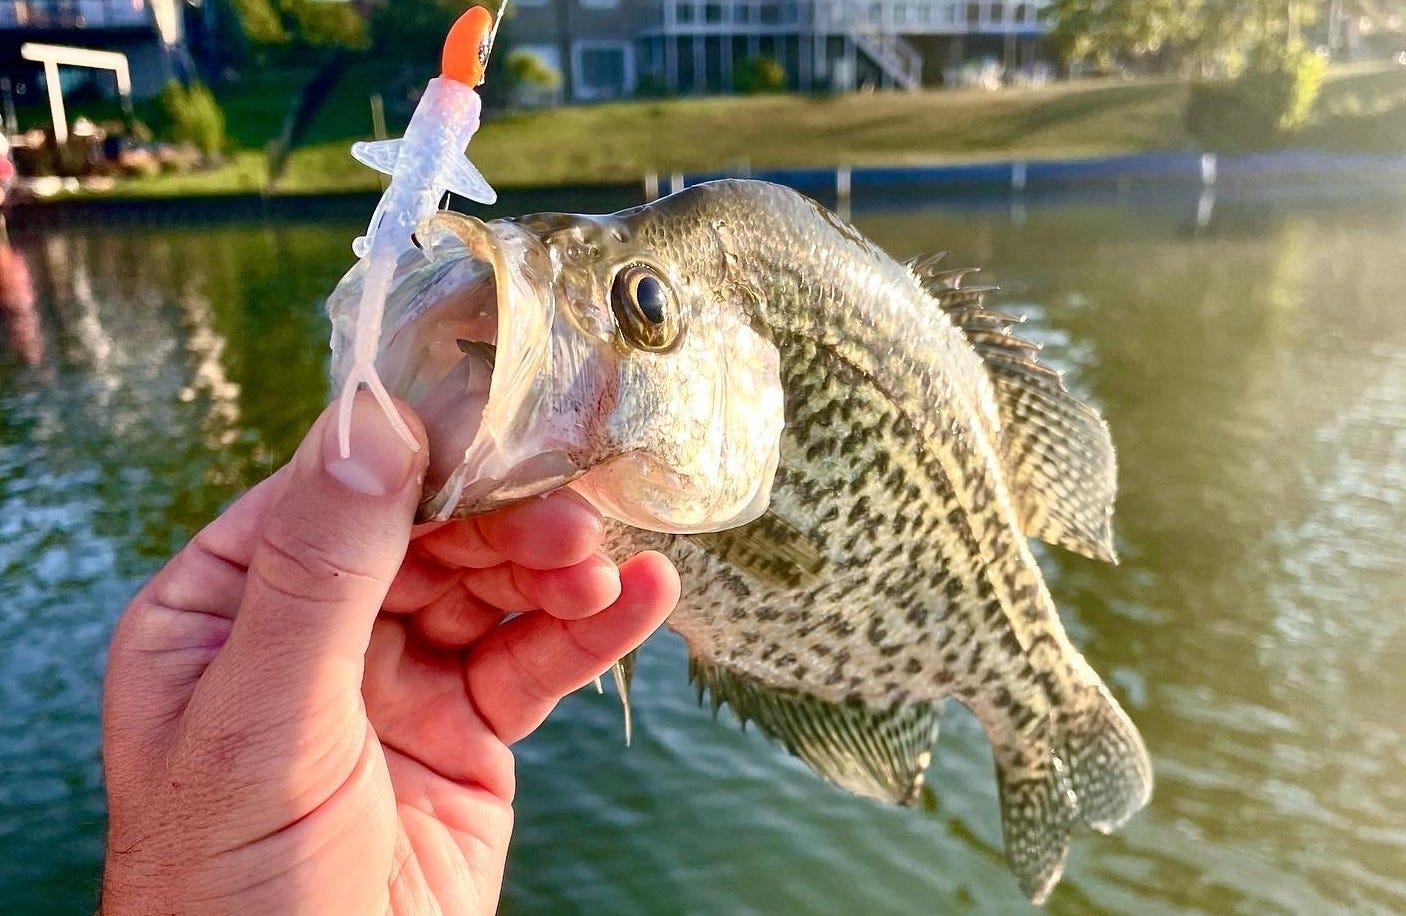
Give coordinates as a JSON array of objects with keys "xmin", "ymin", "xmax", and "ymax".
[{"xmin": 332, "ymin": 179, "xmax": 1152, "ymax": 903}]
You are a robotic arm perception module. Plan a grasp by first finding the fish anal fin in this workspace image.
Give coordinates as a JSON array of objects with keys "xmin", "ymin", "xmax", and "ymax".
[
  {"xmin": 351, "ymin": 138, "xmax": 403, "ymax": 175},
  {"xmin": 913, "ymin": 254, "xmax": 1119, "ymax": 563},
  {"xmin": 688, "ymin": 654, "xmax": 941, "ymax": 806},
  {"xmin": 692, "ymin": 511, "xmax": 828, "ymax": 589}
]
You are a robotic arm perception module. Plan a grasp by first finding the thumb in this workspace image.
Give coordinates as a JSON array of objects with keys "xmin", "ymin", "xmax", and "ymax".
[{"xmin": 188, "ymin": 393, "xmax": 427, "ymax": 743}]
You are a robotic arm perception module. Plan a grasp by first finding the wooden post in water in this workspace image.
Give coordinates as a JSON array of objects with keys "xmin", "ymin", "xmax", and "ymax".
[
  {"xmin": 836, "ymin": 165, "xmax": 853, "ymax": 222},
  {"xmin": 643, "ymin": 172, "xmax": 660, "ymax": 202},
  {"xmin": 370, "ymin": 94, "xmax": 388, "ymax": 141}
]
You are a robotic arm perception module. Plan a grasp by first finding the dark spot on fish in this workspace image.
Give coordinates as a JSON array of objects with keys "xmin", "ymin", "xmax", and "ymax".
[
  {"xmin": 880, "ymin": 644, "xmax": 904, "ymax": 658},
  {"xmin": 906, "ymin": 657, "xmax": 923, "ymax": 675},
  {"xmin": 992, "ymin": 687, "xmax": 1013, "ymax": 708},
  {"xmin": 793, "ymin": 665, "xmax": 808, "ymax": 680},
  {"xmin": 777, "ymin": 653, "xmax": 797, "ymax": 667},
  {"xmin": 875, "ymin": 662, "xmax": 894, "ymax": 676},
  {"xmin": 905, "ymin": 605, "xmax": 928, "ymax": 626},
  {"xmin": 828, "ymin": 616, "xmax": 854, "ymax": 638},
  {"xmin": 811, "ymin": 643, "xmax": 831, "ymax": 657}
]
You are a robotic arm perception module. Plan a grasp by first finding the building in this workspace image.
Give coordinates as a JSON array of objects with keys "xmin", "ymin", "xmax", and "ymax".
[
  {"xmin": 506, "ymin": 0, "xmax": 1051, "ymax": 102},
  {"xmin": 0, "ymin": 0, "xmax": 188, "ymax": 103}
]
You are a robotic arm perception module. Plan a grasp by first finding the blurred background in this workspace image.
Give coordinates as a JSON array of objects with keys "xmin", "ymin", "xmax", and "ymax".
[{"xmin": 1, "ymin": 1, "xmax": 1405, "ymax": 914}]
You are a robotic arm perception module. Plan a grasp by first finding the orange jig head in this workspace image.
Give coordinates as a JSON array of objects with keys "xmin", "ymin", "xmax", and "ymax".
[{"xmin": 442, "ymin": 6, "xmax": 495, "ymax": 86}]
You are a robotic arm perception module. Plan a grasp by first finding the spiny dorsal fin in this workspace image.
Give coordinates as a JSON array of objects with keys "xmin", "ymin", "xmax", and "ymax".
[
  {"xmin": 689, "ymin": 654, "xmax": 940, "ymax": 805},
  {"xmin": 693, "ymin": 511, "xmax": 828, "ymax": 588},
  {"xmin": 907, "ymin": 254, "xmax": 1119, "ymax": 563}
]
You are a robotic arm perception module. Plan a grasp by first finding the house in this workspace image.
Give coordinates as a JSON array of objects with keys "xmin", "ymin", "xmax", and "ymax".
[
  {"xmin": 506, "ymin": 0, "xmax": 1051, "ymax": 102},
  {"xmin": 0, "ymin": 0, "xmax": 189, "ymax": 103}
]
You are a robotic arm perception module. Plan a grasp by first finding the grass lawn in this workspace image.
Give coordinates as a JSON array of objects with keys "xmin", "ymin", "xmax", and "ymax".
[{"xmin": 25, "ymin": 62, "xmax": 1406, "ymax": 200}]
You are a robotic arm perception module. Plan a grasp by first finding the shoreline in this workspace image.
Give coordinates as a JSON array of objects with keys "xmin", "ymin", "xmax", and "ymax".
[{"xmin": 10, "ymin": 149, "xmax": 1406, "ymax": 227}]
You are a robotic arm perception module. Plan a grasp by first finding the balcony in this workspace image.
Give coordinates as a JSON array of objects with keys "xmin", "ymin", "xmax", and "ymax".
[
  {"xmin": 0, "ymin": 1, "xmax": 157, "ymax": 31},
  {"xmin": 649, "ymin": 0, "xmax": 1049, "ymax": 36}
]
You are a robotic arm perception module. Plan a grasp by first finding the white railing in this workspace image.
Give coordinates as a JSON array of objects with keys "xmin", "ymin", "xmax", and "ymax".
[
  {"xmin": 658, "ymin": 0, "xmax": 807, "ymax": 34},
  {"xmin": 813, "ymin": 0, "xmax": 1045, "ymax": 35},
  {"xmin": 0, "ymin": 0, "xmax": 154, "ymax": 29}
]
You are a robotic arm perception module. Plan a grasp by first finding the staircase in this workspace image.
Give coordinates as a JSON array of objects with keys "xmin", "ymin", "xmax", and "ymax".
[{"xmin": 850, "ymin": 28, "xmax": 922, "ymax": 90}]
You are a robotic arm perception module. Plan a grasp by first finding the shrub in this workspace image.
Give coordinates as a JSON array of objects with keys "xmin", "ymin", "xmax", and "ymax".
[
  {"xmin": 159, "ymin": 81, "xmax": 228, "ymax": 159},
  {"xmin": 1187, "ymin": 43, "xmax": 1327, "ymax": 150},
  {"xmin": 507, "ymin": 49, "xmax": 562, "ymax": 91},
  {"xmin": 733, "ymin": 56, "xmax": 787, "ymax": 94}
]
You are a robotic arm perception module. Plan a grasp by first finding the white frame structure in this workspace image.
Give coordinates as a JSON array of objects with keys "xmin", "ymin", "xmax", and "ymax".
[{"xmin": 21, "ymin": 42, "xmax": 133, "ymax": 143}]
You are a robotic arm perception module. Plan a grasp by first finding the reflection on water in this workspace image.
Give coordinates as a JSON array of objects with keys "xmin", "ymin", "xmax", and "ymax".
[{"xmin": 1, "ymin": 187, "xmax": 1403, "ymax": 915}]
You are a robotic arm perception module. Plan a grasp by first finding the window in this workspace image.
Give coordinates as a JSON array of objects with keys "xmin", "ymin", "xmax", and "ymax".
[
  {"xmin": 966, "ymin": 1, "xmax": 981, "ymax": 26},
  {"xmin": 572, "ymin": 40, "xmax": 636, "ymax": 100},
  {"xmin": 989, "ymin": 2, "xmax": 1004, "ymax": 24}
]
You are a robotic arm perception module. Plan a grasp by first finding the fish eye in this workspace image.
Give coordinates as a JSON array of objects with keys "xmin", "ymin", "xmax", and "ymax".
[{"xmin": 611, "ymin": 265, "xmax": 682, "ymax": 352}]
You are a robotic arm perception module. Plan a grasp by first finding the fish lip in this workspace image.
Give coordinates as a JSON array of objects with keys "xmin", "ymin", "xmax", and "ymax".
[{"xmin": 409, "ymin": 211, "xmax": 578, "ymax": 522}]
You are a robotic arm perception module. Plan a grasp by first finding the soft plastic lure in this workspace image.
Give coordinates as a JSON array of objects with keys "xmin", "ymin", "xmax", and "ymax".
[{"xmin": 334, "ymin": 4, "xmax": 503, "ymax": 458}]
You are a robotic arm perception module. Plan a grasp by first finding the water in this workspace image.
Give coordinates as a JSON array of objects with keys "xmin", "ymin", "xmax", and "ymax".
[{"xmin": 2, "ymin": 185, "xmax": 1403, "ymax": 915}]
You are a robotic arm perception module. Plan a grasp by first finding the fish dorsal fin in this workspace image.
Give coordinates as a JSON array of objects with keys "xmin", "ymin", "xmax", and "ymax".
[
  {"xmin": 908, "ymin": 254, "xmax": 1119, "ymax": 563},
  {"xmin": 689, "ymin": 654, "xmax": 941, "ymax": 805},
  {"xmin": 692, "ymin": 511, "xmax": 828, "ymax": 588}
]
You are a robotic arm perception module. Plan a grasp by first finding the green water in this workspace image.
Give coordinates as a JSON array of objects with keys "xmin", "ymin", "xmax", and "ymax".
[{"xmin": 2, "ymin": 186, "xmax": 1403, "ymax": 914}]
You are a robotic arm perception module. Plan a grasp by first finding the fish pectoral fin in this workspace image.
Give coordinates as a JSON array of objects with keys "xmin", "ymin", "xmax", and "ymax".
[
  {"xmin": 611, "ymin": 650, "xmax": 637, "ymax": 747},
  {"xmin": 689, "ymin": 654, "xmax": 940, "ymax": 806},
  {"xmin": 691, "ymin": 511, "xmax": 827, "ymax": 589},
  {"xmin": 440, "ymin": 156, "xmax": 497, "ymax": 205},
  {"xmin": 912, "ymin": 255, "xmax": 1119, "ymax": 564},
  {"xmin": 351, "ymin": 139, "xmax": 403, "ymax": 175}
]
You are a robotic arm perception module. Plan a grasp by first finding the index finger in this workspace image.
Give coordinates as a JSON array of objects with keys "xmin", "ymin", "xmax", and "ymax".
[{"xmin": 419, "ymin": 489, "xmax": 605, "ymax": 572}]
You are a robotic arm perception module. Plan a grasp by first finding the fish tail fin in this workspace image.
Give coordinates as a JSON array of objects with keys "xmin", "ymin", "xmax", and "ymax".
[
  {"xmin": 994, "ymin": 745, "xmax": 1078, "ymax": 905},
  {"xmin": 1061, "ymin": 678, "xmax": 1153, "ymax": 834}
]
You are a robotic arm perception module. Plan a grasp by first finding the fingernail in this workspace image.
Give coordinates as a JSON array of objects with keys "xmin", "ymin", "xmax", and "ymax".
[{"xmin": 323, "ymin": 396, "xmax": 418, "ymax": 496}]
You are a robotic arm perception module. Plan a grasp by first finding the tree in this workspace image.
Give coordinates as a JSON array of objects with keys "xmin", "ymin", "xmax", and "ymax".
[
  {"xmin": 1042, "ymin": 0, "xmax": 1320, "ymax": 76},
  {"xmin": 226, "ymin": 0, "xmax": 370, "ymax": 51}
]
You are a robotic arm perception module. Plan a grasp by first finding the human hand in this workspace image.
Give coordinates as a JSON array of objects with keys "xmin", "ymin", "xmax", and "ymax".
[{"xmin": 101, "ymin": 395, "xmax": 679, "ymax": 914}]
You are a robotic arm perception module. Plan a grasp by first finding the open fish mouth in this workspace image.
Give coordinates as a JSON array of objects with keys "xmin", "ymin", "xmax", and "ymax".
[{"xmin": 375, "ymin": 212, "xmax": 580, "ymax": 521}]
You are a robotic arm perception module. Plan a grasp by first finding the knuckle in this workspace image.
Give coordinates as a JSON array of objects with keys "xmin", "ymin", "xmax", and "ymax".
[{"xmin": 253, "ymin": 521, "xmax": 376, "ymax": 606}]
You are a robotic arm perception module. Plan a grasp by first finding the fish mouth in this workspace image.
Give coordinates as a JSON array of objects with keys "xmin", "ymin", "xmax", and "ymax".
[{"xmin": 376, "ymin": 212, "xmax": 580, "ymax": 521}]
